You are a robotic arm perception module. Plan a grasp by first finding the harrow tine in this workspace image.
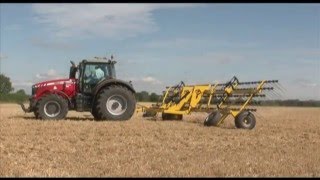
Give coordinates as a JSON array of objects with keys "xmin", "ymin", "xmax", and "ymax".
[
  {"xmin": 213, "ymin": 94, "xmax": 266, "ymax": 98},
  {"xmin": 274, "ymin": 91, "xmax": 282, "ymax": 97},
  {"xmin": 255, "ymin": 96, "xmax": 265, "ymax": 105},
  {"xmin": 268, "ymin": 89, "xmax": 278, "ymax": 98},
  {"xmin": 254, "ymin": 111, "xmax": 267, "ymax": 121},
  {"xmin": 278, "ymin": 82, "xmax": 287, "ymax": 91},
  {"xmin": 261, "ymin": 95, "xmax": 272, "ymax": 104},
  {"xmin": 274, "ymin": 82, "xmax": 286, "ymax": 94},
  {"xmin": 271, "ymin": 91, "xmax": 280, "ymax": 99},
  {"xmin": 273, "ymin": 89, "xmax": 283, "ymax": 99},
  {"xmin": 251, "ymin": 100, "xmax": 260, "ymax": 106},
  {"xmin": 263, "ymin": 95, "xmax": 271, "ymax": 101},
  {"xmin": 266, "ymin": 91, "xmax": 277, "ymax": 100},
  {"xmin": 237, "ymin": 80, "xmax": 279, "ymax": 85}
]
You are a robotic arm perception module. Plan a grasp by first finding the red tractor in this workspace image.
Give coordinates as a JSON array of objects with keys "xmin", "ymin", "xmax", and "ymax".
[{"xmin": 20, "ymin": 56, "xmax": 136, "ymax": 120}]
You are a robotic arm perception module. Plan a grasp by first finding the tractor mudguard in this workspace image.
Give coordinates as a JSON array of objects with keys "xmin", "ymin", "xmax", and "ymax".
[
  {"xmin": 37, "ymin": 90, "xmax": 72, "ymax": 107},
  {"xmin": 93, "ymin": 78, "xmax": 136, "ymax": 95},
  {"xmin": 91, "ymin": 79, "xmax": 136, "ymax": 112}
]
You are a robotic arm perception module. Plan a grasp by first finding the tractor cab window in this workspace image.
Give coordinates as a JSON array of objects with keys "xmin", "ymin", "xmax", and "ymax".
[
  {"xmin": 76, "ymin": 71, "xmax": 79, "ymax": 79},
  {"xmin": 83, "ymin": 63, "xmax": 109, "ymax": 94}
]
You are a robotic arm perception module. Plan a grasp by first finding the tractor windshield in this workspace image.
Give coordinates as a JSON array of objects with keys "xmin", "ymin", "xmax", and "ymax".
[
  {"xmin": 84, "ymin": 64, "xmax": 109, "ymax": 79},
  {"xmin": 82, "ymin": 63, "xmax": 112, "ymax": 94}
]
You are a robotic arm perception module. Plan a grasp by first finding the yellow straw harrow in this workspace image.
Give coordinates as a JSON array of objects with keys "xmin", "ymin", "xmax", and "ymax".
[{"xmin": 136, "ymin": 76, "xmax": 281, "ymax": 129}]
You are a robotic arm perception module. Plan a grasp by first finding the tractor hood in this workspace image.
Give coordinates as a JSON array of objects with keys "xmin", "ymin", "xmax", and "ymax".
[
  {"xmin": 31, "ymin": 78, "xmax": 76, "ymax": 96},
  {"xmin": 33, "ymin": 78, "xmax": 75, "ymax": 88}
]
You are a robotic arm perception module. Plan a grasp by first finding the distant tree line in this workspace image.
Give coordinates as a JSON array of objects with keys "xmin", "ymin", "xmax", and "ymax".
[
  {"xmin": 135, "ymin": 91, "xmax": 320, "ymax": 107},
  {"xmin": 0, "ymin": 73, "xmax": 319, "ymax": 107},
  {"xmin": 135, "ymin": 91, "xmax": 161, "ymax": 102},
  {"xmin": 253, "ymin": 99, "xmax": 320, "ymax": 107},
  {"xmin": 0, "ymin": 74, "xmax": 29, "ymax": 103}
]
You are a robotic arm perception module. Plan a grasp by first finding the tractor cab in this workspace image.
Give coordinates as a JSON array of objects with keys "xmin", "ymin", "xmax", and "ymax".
[{"xmin": 70, "ymin": 56, "xmax": 117, "ymax": 94}]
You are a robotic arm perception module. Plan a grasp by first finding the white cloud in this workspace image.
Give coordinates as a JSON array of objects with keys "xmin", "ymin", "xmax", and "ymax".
[
  {"xmin": 30, "ymin": 37, "xmax": 79, "ymax": 51},
  {"xmin": 35, "ymin": 69, "xmax": 64, "ymax": 80},
  {"xmin": 283, "ymin": 80, "xmax": 320, "ymax": 100},
  {"xmin": 32, "ymin": 3, "xmax": 199, "ymax": 39},
  {"xmin": 141, "ymin": 76, "xmax": 162, "ymax": 84},
  {"xmin": 177, "ymin": 51, "xmax": 246, "ymax": 65},
  {"xmin": 119, "ymin": 75, "xmax": 163, "ymax": 93},
  {"xmin": 293, "ymin": 78, "xmax": 318, "ymax": 87},
  {"xmin": 144, "ymin": 38, "xmax": 207, "ymax": 49},
  {"xmin": 121, "ymin": 75, "xmax": 162, "ymax": 85},
  {"xmin": 295, "ymin": 48, "xmax": 320, "ymax": 57},
  {"xmin": 11, "ymin": 69, "xmax": 65, "ymax": 94},
  {"xmin": 0, "ymin": 53, "xmax": 8, "ymax": 61},
  {"xmin": 4, "ymin": 24, "xmax": 21, "ymax": 31},
  {"xmin": 12, "ymin": 81, "xmax": 34, "ymax": 87},
  {"xmin": 307, "ymin": 83, "xmax": 318, "ymax": 87},
  {"xmin": 143, "ymin": 37, "xmax": 258, "ymax": 49},
  {"xmin": 47, "ymin": 69, "xmax": 56, "ymax": 76},
  {"xmin": 11, "ymin": 81, "xmax": 34, "ymax": 94}
]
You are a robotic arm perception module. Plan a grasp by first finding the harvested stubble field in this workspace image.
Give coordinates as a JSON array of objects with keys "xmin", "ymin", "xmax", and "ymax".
[{"xmin": 0, "ymin": 103, "xmax": 320, "ymax": 177}]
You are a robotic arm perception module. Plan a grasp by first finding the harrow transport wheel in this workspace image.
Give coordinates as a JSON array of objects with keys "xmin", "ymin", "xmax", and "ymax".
[
  {"xmin": 36, "ymin": 94, "xmax": 68, "ymax": 120},
  {"xmin": 235, "ymin": 111, "xmax": 256, "ymax": 129},
  {"xmin": 204, "ymin": 110, "xmax": 221, "ymax": 126},
  {"xmin": 162, "ymin": 113, "xmax": 183, "ymax": 120},
  {"xmin": 94, "ymin": 85, "xmax": 136, "ymax": 121}
]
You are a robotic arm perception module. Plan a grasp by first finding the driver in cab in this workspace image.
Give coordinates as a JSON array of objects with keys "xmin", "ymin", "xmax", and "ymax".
[
  {"xmin": 85, "ymin": 65, "xmax": 105, "ymax": 84},
  {"xmin": 95, "ymin": 65, "xmax": 104, "ymax": 80}
]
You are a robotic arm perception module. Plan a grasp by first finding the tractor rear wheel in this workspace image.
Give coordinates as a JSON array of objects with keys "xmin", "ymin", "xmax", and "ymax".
[
  {"xmin": 94, "ymin": 85, "xmax": 136, "ymax": 121},
  {"xmin": 91, "ymin": 107, "xmax": 101, "ymax": 120},
  {"xmin": 235, "ymin": 111, "xmax": 256, "ymax": 129},
  {"xmin": 36, "ymin": 94, "xmax": 68, "ymax": 120},
  {"xmin": 204, "ymin": 110, "xmax": 221, "ymax": 126},
  {"xmin": 162, "ymin": 113, "xmax": 183, "ymax": 120}
]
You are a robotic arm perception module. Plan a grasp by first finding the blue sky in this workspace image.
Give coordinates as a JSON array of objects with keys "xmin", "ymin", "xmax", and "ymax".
[{"xmin": 0, "ymin": 3, "xmax": 319, "ymax": 100}]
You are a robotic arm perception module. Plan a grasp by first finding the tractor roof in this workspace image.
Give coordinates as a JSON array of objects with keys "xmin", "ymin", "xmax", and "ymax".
[{"xmin": 81, "ymin": 57, "xmax": 117, "ymax": 64}]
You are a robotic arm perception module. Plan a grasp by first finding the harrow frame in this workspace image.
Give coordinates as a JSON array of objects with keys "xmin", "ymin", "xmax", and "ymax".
[{"xmin": 136, "ymin": 76, "xmax": 279, "ymax": 129}]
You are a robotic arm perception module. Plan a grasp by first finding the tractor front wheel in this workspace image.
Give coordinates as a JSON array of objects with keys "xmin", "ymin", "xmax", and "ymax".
[{"xmin": 35, "ymin": 94, "xmax": 68, "ymax": 120}]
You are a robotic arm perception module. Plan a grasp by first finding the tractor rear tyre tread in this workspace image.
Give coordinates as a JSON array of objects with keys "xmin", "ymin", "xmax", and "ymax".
[
  {"xmin": 94, "ymin": 85, "xmax": 136, "ymax": 121},
  {"xmin": 35, "ymin": 94, "xmax": 68, "ymax": 120},
  {"xmin": 91, "ymin": 106, "xmax": 102, "ymax": 120}
]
